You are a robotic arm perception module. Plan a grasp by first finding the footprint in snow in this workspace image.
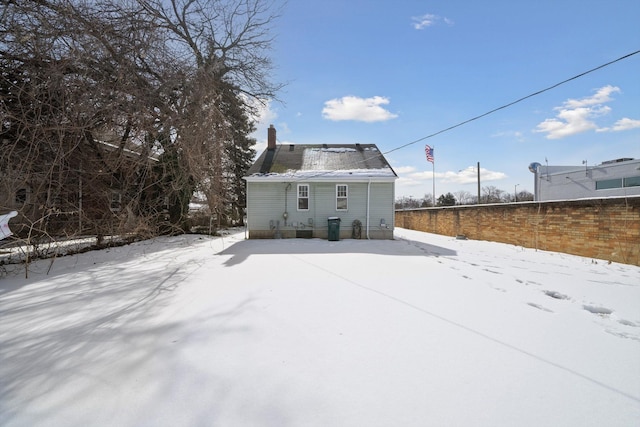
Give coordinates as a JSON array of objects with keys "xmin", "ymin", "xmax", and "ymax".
[
  {"xmin": 544, "ymin": 290, "xmax": 570, "ymax": 300},
  {"xmin": 527, "ymin": 302, "xmax": 553, "ymax": 313},
  {"xmin": 618, "ymin": 319, "xmax": 638, "ymax": 327},
  {"xmin": 605, "ymin": 329, "xmax": 640, "ymax": 342},
  {"xmin": 583, "ymin": 305, "xmax": 613, "ymax": 316}
]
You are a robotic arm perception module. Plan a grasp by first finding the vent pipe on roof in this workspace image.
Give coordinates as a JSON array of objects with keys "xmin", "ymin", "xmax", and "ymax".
[{"xmin": 268, "ymin": 124, "xmax": 276, "ymax": 150}]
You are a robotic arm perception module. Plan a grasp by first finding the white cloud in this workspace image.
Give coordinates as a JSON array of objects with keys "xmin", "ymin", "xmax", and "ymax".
[
  {"xmin": 412, "ymin": 14, "xmax": 438, "ymax": 29},
  {"xmin": 394, "ymin": 166, "xmax": 417, "ymax": 174},
  {"xmin": 245, "ymin": 97, "xmax": 277, "ymax": 128},
  {"xmin": 564, "ymin": 85, "xmax": 620, "ymax": 108},
  {"xmin": 597, "ymin": 117, "xmax": 640, "ymax": 132},
  {"xmin": 395, "ymin": 175, "xmax": 422, "ymax": 187},
  {"xmin": 246, "ymin": 99, "xmax": 275, "ymax": 152},
  {"xmin": 534, "ymin": 86, "xmax": 621, "ymax": 139},
  {"xmin": 440, "ymin": 166, "xmax": 506, "ymax": 184},
  {"xmin": 397, "ymin": 165, "xmax": 506, "ymax": 184},
  {"xmin": 394, "ymin": 164, "xmax": 508, "ymax": 199},
  {"xmin": 246, "ymin": 98, "xmax": 295, "ymax": 153},
  {"xmin": 322, "ymin": 96, "xmax": 398, "ymax": 122},
  {"xmin": 535, "ymin": 106, "xmax": 610, "ymax": 139},
  {"xmin": 411, "ymin": 14, "xmax": 454, "ymax": 30},
  {"xmin": 611, "ymin": 117, "xmax": 640, "ymax": 131},
  {"xmin": 453, "ymin": 167, "xmax": 481, "ymax": 184},
  {"xmin": 407, "ymin": 170, "xmax": 435, "ymax": 180}
]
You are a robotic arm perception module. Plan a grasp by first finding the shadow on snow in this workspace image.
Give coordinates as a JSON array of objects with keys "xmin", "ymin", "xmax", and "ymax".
[{"xmin": 219, "ymin": 236, "xmax": 457, "ymax": 267}]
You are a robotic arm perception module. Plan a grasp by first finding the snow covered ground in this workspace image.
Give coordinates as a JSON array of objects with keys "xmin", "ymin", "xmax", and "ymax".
[{"xmin": 1, "ymin": 228, "xmax": 638, "ymax": 426}]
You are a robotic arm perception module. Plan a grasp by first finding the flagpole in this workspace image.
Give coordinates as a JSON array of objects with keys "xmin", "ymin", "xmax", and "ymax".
[{"xmin": 432, "ymin": 147, "xmax": 436, "ymax": 206}]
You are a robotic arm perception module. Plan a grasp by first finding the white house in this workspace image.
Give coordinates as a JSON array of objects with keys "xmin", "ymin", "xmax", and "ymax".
[
  {"xmin": 243, "ymin": 126, "xmax": 398, "ymax": 239},
  {"xmin": 529, "ymin": 158, "xmax": 640, "ymax": 201}
]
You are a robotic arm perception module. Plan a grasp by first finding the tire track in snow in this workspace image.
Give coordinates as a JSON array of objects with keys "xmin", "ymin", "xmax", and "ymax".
[{"xmin": 290, "ymin": 254, "xmax": 640, "ymax": 404}]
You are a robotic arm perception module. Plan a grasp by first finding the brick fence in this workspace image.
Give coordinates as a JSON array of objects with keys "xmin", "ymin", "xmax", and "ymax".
[{"xmin": 395, "ymin": 196, "xmax": 640, "ymax": 266}]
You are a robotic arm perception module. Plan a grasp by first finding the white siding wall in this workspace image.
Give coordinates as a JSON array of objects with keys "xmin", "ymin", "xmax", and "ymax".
[
  {"xmin": 247, "ymin": 180, "xmax": 395, "ymax": 239},
  {"xmin": 246, "ymin": 182, "xmax": 286, "ymax": 234},
  {"xmin": 537, "ymin": 160, "xmax": 640, "ymax": 201}
]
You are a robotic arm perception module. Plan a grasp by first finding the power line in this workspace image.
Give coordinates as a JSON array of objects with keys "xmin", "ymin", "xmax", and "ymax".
[
  {"xmin": 383, "ymin": 49, "xmax": 640, "ymax": 156},
  {"xmin": 270, "ymin": 49, "xmax": 640, "ymax": 181}
]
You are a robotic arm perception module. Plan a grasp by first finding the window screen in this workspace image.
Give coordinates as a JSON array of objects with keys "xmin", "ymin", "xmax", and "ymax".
[
  {"xmin": 298, "ymin": 184, "xmax": 309, "ymax": 210},
  {"xmin": 336, "ymin": 185, "xmax": 348, "ymax": 210}
]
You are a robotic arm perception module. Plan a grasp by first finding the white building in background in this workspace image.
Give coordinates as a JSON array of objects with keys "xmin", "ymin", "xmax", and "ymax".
[{"xmin": 529, "ymin": 158, "xmax": 640, "ymax": 201}]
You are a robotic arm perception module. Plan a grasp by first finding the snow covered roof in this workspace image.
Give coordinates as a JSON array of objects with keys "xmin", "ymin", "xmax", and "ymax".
[{"xmin": 244, "ymin": 143, "xmax": 397, "ymax": 181}]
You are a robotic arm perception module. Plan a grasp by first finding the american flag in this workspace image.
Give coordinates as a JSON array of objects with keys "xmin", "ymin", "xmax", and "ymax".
[{"xmin": 425, "ymin": 145, "xmax": 434, "ymax": 163}]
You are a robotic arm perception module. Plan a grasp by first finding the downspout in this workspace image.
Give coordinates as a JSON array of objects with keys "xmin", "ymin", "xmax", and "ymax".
[
  {"xmin": 244, "ymin": 180, "xmax": 250, "ymax": 239},
  {"xmin": 366, "ymin": 179, "xmax": 371, "ymax": 239},
  {"xmin": 284, "ymin": 183, "xmax": 291, "ymax": 226}
]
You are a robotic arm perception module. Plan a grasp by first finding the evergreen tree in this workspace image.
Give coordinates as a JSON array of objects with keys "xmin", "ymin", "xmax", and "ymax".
[{"xmin": 437, "ymin": 192, "xmax": 457, "ymax": 206}]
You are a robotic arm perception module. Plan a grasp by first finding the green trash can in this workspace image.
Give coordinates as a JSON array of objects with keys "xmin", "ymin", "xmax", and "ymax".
[{"xmin": 327, "ymin": 217, "xmax": 341, "ymax": 241}]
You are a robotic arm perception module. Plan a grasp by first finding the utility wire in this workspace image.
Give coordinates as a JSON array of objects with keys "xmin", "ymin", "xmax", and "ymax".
[
  {"xmin": 270, "ymin": 49, "xmax": 640, "ymax": 180},
  {"xmin": 383, "ymin": 49, "xmax": 640, "ymax": 156}
]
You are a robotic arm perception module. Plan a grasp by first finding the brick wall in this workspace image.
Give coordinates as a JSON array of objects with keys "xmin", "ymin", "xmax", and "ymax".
[{"xmin": 395, "ymin": 196, "xmax": 640, "ymax": 266}]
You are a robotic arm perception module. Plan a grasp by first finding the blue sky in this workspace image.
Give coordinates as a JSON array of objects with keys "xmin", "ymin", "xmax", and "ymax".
[{"xmin": 251, "ymin": 0, "xmax": 640, "ymax": 200}]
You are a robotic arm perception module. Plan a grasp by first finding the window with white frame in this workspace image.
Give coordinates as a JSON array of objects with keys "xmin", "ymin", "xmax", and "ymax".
[
  {"xmin": 298, "ymin": 184, "xmax": 309, "ymax": 210},
  {"xmin": 336, "ymin": 184, "xmax": 348, "ymax": 210}
]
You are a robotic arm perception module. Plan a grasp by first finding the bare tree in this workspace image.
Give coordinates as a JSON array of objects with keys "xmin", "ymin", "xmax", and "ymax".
[
  {"xmin": 2, "ymin": 0, "xmax": 171, "ymax": 239},
  {"xmin": 481, "ymin": 186, "xmax": 505, "ymax": 204},
  {"xmin": 133, "ymin": 0, "xmax": 281, "ymax": 229},
  {"xmin": 138, "ymin": 0, "xmax": 281, "ymax": 97},
  {"xmin": 517, "ymin": 190, "xmax": 534, "ymax": 202},
  {"xmin": 453, "ymin": 190, "xmax": 474, "ymax": 205},
  {"xmin": 1, "ymin": 0, "xmax": 280, "ymax": 246}
]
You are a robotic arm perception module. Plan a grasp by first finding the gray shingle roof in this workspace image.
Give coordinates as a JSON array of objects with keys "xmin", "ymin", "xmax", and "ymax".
[{"xmin": 245, "ymin": 144, "xmax": 397, "ymax": 178}]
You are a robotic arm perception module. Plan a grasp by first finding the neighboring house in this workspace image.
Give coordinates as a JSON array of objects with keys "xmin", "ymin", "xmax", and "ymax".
[
  {"xmin": 0, "ymin": 135, "xmax": 162, "ymax": 237},
  {"xmin": 529, "ymin": 158, "xmax": 640, "ymax": 201},
  {"xmin": 243, "ymin": 125, "xmax": 398, "ymax": 239}
]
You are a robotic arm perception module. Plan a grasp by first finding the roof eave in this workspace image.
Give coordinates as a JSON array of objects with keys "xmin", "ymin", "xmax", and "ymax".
[{"xmin": 244, "ymin": 174, "xmax": 397, "ymax": 183}]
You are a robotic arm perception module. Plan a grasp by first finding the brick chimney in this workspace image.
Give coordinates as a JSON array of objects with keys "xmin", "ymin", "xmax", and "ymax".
[{"xmin": 267, "ymin": 124, "xmax": 276, "ymax": 150}]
